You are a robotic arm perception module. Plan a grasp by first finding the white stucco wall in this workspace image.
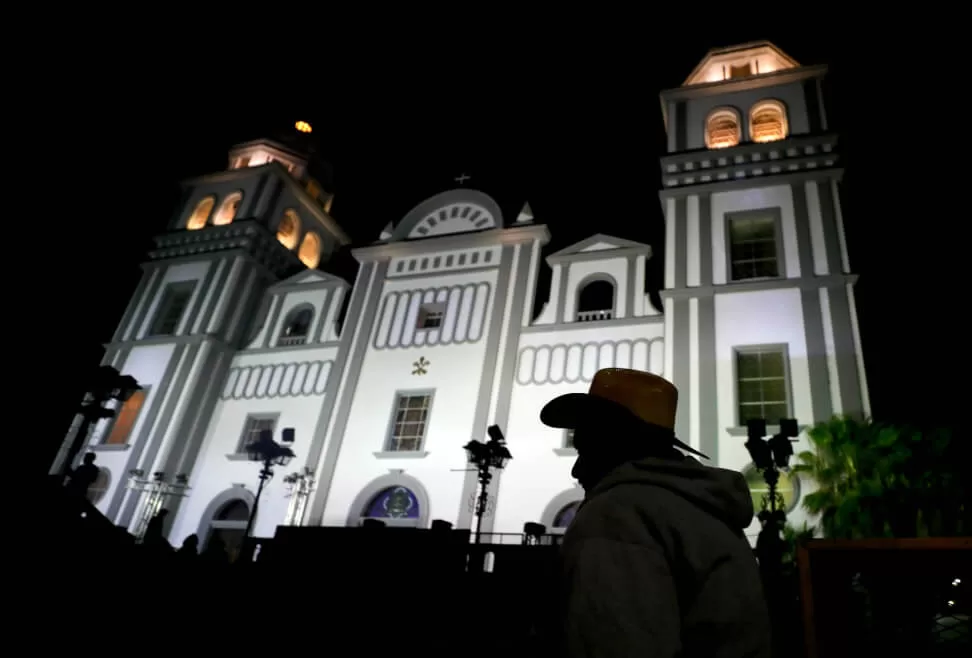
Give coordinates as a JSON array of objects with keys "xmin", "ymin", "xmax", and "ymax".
[
  {"xmin": 97, "ymin": 168, "xmax": 865, "ymax": 548},
  {"xmin": 321, "ymin": 341, "xmax": 490, "ymax": 528},
  {"xmin": 494, "ymin": 321, "xmax": 666, "ymax": 534},
  {"xmin": 167, "ymin": 345, "xmax": 340, "ymax": 545},
  {"xmin": 320, "ymin": 267, "xmax": 501, "ymax": 528},
  {"xmin": 711, "ymin": 184, "xmax": 800, "ymax": 285},
  {"xmin": 87, "ymin": 344, "xmax": 177, "ymax": 515},
  {"xmin": 561, "ymin": 257, "xmax": 629, "ymax": 321},
  {"xmin": 713, "ymin": 287, "xmax": 815, "ymax": 538}
]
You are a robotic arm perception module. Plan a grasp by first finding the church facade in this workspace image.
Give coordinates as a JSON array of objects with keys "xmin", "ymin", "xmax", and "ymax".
[{"xmin": 54, "ymin": 42, "xmax": 868, "ymax": 548}]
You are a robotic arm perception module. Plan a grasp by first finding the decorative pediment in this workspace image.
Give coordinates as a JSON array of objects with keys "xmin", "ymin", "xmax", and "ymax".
[
  {"xmin": 268, "ymin": 268, "xmax": 344, "ymax": 291},
  {"xmin": 548, "ymin": 234, "xmax": 651, "ymax": 262},
  {"xmin": 391, "ymin": 189, "xmax": 504, "ymax": 242},
  {"xmin": 683, "ymin": 41, "xmax": 799, "ymax": 87}
]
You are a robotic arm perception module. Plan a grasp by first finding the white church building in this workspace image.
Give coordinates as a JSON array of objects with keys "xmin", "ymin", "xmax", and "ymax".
[{"xmin": 55, "ymin": 42, "xmax": 868, "ymax": 549}]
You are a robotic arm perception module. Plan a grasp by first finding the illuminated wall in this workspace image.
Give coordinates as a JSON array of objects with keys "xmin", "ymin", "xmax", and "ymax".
[{"xmin": 58, "ymin": 42, "xmax": 867, "ymax": 547}]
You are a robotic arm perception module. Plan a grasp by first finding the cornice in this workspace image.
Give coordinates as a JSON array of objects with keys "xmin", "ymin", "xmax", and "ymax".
[
  {"xmin": 661, "ymin": 64, "xmax": 828, "ymax": 103},
  {"xmin": 547, "ymin": 245, "xmax": 652, "ymax": 266},
  {"xmin": 352, "ymin": 224, "xmax": 551, "ymax": 262},
  {"xmin": 145, "ymin": 220, "xmax": 303, "ymax": 279},
  {"xmin": 657, "ymin": 133, "xmax": 842, "ymax": 199},
  {"xmin": 180, "ymin": 165, "xmax": 266, "ymax": 187},
  {"xmin": 660, "ymin": 273, "xmax": 858, "ymax": 299}
]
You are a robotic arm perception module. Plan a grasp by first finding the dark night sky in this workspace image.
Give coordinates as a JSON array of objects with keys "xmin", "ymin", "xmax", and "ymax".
[{"xmin": 38, "ymin": 29, "xmax": 960, "ymax": 473}]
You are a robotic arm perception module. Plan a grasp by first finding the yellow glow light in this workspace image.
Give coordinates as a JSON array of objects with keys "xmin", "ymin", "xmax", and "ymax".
[{"xmin": 295, "ymin": 121, "xmax": 312, "ymax": 134}]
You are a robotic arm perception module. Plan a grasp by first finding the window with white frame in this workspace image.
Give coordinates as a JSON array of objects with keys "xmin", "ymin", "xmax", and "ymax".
[
  {"xmin": 278, "ymin": 306, "xmax": 314, "ymax": 346},
  {"xmin": 417, "ymin": 303, "xmax": 445, "ymax": 329},
  {"xmin": 387, "ymin": 393, "xmax": 432, "ymax": 452},
  {"xmin": 148, "ymin": 282, "xmax": 195, "ymax": 336},
  {"xmin": 727, "ymin": 212, "xmax": 781, "ymax": 281},
  {"xmin": 735, "ymin": 346, "xmax": 790, "ymax": 426},
  {"xmin": 237, "ymin": 415, "xmax": 277, "ymax": 453},
  {"xmin": 575, "ymin": 278, "xmax": 615, "ymax": 322}
]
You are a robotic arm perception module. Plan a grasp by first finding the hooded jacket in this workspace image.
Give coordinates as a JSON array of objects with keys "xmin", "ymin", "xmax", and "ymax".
[{"xmin": 561, "ymin": 455, "xmax": 771, "ymax": 658}]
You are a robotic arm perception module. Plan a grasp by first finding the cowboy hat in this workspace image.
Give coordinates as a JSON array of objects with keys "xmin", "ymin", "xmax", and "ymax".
[{"xmin": 540, "ymin": 368, "xmax": 710, "ymax": 460}]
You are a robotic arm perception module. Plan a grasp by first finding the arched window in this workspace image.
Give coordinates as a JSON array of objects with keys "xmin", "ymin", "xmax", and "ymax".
[
  {"xmin": 213, "ymin": 191, "xmax": 243, "ymax": 225},
  {"xmin": 576, "ymin": 277, "xmax": 615, "ymax": 322},
  {"xmin": 88, "ymin": 468, "xmax": 111, "ymax": 504},
  {"xmin": 553, "ymin": 502, "xmax": 580, "ymax": 531},
  {"xmin": 278, "ymin": 305, "xmax": 314, "ymax": 346},
  {"xmin": 186, "ymin": 196, "xmax": 215, "ymax": 230},
  {"xmin": 206, "ymin": 498, "xmax": 251, "ymax": 560},
  {"xmin": 362, "ymin": 486, "xmax": 421, "ymax": 527},
  {"xmin": 277, "ymin": 209, "xmax": 300, "ymax": 249},
  {"xmin": 299, "ymin": 232, "xmax": 322, "ymax": 269},
  {"xmin": 541, "ymin": 489, "xmax": 584, "ymax": 533},
  {"xmin": 744, "ymin": 465, "xmax": 800, "ymax": 513},
  {"xmin": 705, "ymin": 108, "xmax": 741, "ymax": 149},
  {"xmin": 749, "ymin": 100, "xmax": 788, "ymax": 143}
]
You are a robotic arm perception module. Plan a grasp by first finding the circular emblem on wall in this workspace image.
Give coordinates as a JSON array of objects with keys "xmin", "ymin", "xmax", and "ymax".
[{"xmin": 383, "ymin": 486, "xmax": 415, "ymax": 518}]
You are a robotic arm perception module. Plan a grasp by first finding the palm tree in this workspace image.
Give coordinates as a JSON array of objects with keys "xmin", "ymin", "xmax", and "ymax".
[{"xmin": 795, "ymin": 417, "xmax": 966, "ymax": 539}]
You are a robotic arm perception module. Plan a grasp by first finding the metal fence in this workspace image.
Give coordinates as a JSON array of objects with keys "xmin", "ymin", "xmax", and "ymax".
[{"xmin": 799, "ymin": 538, "xmax": 970, "ymax": 657}]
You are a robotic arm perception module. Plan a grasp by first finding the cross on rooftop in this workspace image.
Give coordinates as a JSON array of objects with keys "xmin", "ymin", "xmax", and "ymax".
[{"xmin": 454, "ymin": 172, "xmax": 471, "ymax": 185}]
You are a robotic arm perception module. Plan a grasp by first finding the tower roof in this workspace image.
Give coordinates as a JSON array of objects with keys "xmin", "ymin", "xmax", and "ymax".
[{"xmin": 682, "ymin": 41, "xmax": 800, "ymax": 87}]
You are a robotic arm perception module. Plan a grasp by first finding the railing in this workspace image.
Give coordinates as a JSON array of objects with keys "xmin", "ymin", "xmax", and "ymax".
[
  {"xmin": 277, "ymin": 334, "xmax": 307, "ymax": 347},
  {"xmin": 576, "ymin": 309, "xmax": 613, "ymax": 323},
  {"xmin": 473, "ymin": 532, "xmax": 565, "ymax": 547}
]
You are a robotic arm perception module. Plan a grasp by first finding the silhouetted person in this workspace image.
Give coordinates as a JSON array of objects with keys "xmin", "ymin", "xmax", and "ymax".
[
  {"xmin": 66, "ymin": 452, "xmax": 99, "ymax": 500},
  {"xmin": 201, "ymin": 535, "xmax": 229, "ymax": 565},
  {"xmin": 176, "ymin": 534, "xmax": 199, "ymax": 563},
  {"xmin": 541, "ymin": 368, "xmax": 771, "ymax": 658},
  {"xmin": 143, "ymin": 509, "xmax": 169, "ymax": 546}
]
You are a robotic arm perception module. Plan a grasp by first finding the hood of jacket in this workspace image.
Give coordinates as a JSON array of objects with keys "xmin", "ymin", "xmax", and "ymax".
[{"xmin": 588, "ymin": 455, "xmax": 755, "ymax": 532}]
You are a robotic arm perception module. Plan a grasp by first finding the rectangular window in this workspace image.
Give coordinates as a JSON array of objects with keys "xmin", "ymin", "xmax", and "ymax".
[
  {"xmin": 387, "ymin": 393, "xmax": 432, "ymax": 452},
  {"xmin": 417, "ymin": 303, "xmax": 445, "ymax": 329},
  {"xmin": 149, "ymin": 282, "xmax": 195, "ymax": 336},
  {"xmin": 564, "ymin": 429, "xmax": 575, "ymax": 449},
  {"xmin": 237, "ymin": 415, "xmax": 277, "ymax": 453},
  {"xmin": 736, "ymin": 346, "xmax": 790, "ymax": 426},
  {"xmin": 103, "ymin": 388, "xmax": 148, "ymax": 445},
  {"xmin": 728, "ymin": 212, "xmax": 781, "ymax": 281}
]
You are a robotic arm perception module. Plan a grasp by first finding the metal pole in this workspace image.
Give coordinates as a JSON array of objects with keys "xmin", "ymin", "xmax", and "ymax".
[
  {"xmin": 242, "ymin": 462, "xmax": 270, "ymax": 550},
  {"xmin": 59, "ymin": 411, "xmax": 94, "ymax": 481},
  {"xmin": 474, "ymin": 466, "xmax": 491, "ymax": 545}
]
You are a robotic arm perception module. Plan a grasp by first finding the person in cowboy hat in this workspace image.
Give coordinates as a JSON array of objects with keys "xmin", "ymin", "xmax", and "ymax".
[{"xmin": 542, "ymin": 368, "xmax": 770, "ymax": 658}]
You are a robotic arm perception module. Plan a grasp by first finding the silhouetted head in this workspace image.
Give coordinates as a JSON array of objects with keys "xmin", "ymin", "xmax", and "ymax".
[
  {"xmin": 82, "ymin": 452, "xmax": 96, "ymax": 465},
  {"xmin": 568, "ymin": 415, "xmax": 684, "ymax": 490},
  {"xmin": 540, "ymin": 369, "xmax": 707, "ymax": 491}
]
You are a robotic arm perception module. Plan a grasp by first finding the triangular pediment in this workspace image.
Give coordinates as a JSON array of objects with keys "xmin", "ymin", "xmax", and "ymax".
[
  {"xmin": 549, "ymin": 234, "xmax": 650, "ymax": 258},
  {"xmin": 683, "ymin": 41, "xmax": 800, "ymax": 87},
  {"xmin": 269, "ymin": 269, "xmax": 343, "ymax": 291}
]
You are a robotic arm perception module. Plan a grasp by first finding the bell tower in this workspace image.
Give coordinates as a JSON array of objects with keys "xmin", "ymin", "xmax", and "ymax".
[
  {"xmin": 658, "ymin": 42, "xmax": 868, "ymax": 470},
  {"xmin": 56, "ymin": 121, "xmax": 351, "ymax": 532}
]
